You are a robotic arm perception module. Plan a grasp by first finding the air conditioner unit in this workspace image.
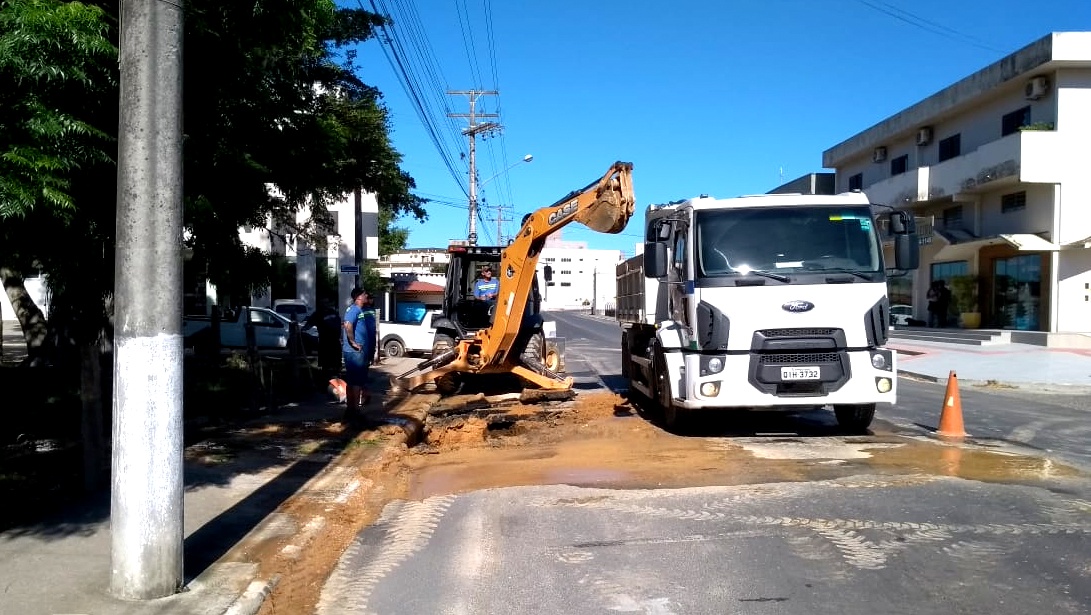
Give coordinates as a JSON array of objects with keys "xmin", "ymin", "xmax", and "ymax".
[
  {"xmin": 1025, "ymin": 76, "xmax": 1049, "ymax": 100},
  {"xmin": 872, "ymin": 147, "xmax": 887, "ymax": 163},
  {"xmin": 916, "ymin": 127, "xmax": 933, "ymax": 146}
]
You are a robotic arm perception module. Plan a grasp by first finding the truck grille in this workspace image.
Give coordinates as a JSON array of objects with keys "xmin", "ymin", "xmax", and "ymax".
[
  {"xmin": 759, "ymin": 328, "xmax": 838, "ymax": 338},
  {"xmin": 759, "ymin": 352, "xmax": 840, "ymax": 364}
]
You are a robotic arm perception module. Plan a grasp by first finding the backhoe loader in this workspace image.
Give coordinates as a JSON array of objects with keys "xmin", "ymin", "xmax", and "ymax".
[{"xmin": 392, "ymin": 161, "xmax": 635, "ymax": 395}]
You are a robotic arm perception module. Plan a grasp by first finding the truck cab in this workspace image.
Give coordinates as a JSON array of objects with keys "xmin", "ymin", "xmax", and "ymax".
[{"xmin": 618, "ymin": 192, "xmax": 919, "ymax": 431}]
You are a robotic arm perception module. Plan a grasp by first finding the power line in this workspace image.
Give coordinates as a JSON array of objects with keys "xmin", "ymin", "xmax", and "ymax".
[{"xmin": 853, "ymin": 0, "xmax": 1003, "ymax": 53}]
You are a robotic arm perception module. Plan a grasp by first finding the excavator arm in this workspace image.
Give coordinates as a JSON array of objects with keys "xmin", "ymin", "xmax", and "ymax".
[
  {"xmin": 393, "ymin": 161, "xmax": 635, "ymax": 393},
  {"xmin": 479, "ymin": 161, "xmax": 635, "ymax": 370}
]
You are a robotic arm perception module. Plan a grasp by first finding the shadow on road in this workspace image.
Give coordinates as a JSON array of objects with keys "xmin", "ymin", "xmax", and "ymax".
[{"xmin": 618, "ymin": 389, "xmax": 871, "ymax": 439}]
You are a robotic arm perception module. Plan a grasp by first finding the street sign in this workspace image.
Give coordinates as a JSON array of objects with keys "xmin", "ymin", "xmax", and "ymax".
[{"xmin": 339, "ymin": 265, "xmax": 360, "ymax": 274}]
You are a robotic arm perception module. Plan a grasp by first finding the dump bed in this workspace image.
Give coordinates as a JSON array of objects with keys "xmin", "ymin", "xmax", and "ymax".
[{"xmin": 615, "ymin": 253, "xmax": 645, "ymax": 324}]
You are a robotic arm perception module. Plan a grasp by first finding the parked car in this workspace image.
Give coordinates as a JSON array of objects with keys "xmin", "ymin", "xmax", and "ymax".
[
  {"xmin": 273, "ymin": 299, "xmax": 312, "ymax": 323},
  {"xmin": 379, "ymin": 311, "xmax": 441, "ymax": 358},
  {"xmin": 890, "ymin": 304, "xmax": 913, "ymax": 326},
  {"xmin": 184, "ymin": 306, "xmax": 317, "ymax": 352}
]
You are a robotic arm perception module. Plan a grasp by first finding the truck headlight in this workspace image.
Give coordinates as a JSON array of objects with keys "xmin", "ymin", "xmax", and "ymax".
[
  {"xmin": 871, "ymin": 353, "xmax": 887, "ymax": 369},
  {"xmin": 876, "ymin": 377, "xmax": 892, "ymax": 393},
  {"xmin": 707, "ymin": 357, "xmax": 724, "ymax": 374},
  {"xmin": 700, "ymin": 381, "xmax": 721, "ymax": 397}
]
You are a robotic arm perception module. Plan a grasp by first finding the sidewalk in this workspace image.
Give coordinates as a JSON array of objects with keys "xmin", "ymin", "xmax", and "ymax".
[
  {"xmin": 0, "ymin": 350, "xmax": 428, "ymax": 615},
  {"xmin": 550, "ymin": 313, "xmax": 1091, "ymax": 391},
  {"xmin": 891, "ymin": 338, "xmax": 1091, "ymax": 390}
]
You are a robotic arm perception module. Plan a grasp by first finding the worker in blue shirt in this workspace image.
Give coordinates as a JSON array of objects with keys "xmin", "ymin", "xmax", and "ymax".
[
  {"xmin": 341, "ymin": 288, "xmax": 378, "ymax": 422},
  {"xmin": 472, "ymin": 266, "xmax": 499, "ymax": 302}
]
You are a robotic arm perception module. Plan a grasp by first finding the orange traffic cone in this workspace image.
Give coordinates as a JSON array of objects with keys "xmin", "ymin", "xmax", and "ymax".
[{"xmin": 937, "ymin": 370, "xmax": 966, "ymax": 438}]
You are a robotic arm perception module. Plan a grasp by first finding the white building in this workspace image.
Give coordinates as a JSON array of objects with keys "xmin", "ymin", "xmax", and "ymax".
[
  {"xmin": 185, "ymin": 189, "xmax": 380, "ymax": 314},
  {"xmin": 822, "ymin": 31, "xmax": 1091, "ymax": 344},
  {"xmin": 0, "ymin": 273, "xmax": 49, "ymax": 321},
  {"xmin": 535, "ymin": 239, "xmax": 622, "ymax": 310},
  {"xmin": 376, "ymin": 247, "xmax": 450, "ymax": 276}
]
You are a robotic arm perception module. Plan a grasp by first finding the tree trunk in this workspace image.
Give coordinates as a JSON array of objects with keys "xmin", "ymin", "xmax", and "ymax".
[
  {"xmin": 80, "ymin": 337, "xmax": 106, "ymax": 492},
  {"xmin": 0, "ymin": 266, "xmax": 50, "ymax": 363}
]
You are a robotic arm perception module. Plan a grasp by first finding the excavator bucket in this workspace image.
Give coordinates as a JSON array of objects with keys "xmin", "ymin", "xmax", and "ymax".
[{"xmin": 573, "ymin": 162, "xmax": 635, "ymax": 234}]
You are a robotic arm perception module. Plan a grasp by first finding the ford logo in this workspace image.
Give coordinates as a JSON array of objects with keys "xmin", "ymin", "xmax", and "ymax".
[{"xmin": 782, "ymin": 300, "xmax": 815, "ymax": 313}]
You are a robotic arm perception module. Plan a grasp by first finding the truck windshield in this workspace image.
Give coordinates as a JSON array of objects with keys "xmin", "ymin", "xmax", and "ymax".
[{"xmin": 696, "ymin": 206, "xmax": 882, "ymax": 278}]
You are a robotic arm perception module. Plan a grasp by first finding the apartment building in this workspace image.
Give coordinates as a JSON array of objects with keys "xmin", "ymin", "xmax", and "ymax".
[{"xmin": 823, "ymin": 32, "xmax": 1091, "ymax": 339}]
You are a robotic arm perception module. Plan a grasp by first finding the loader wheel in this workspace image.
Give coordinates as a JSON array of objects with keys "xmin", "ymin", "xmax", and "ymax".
[
  {"xmin": 432, "ymin": 332, "xmax": 455, "ymax": 358},
  {"xmin": 521, "ymin": 332, "xmax": 545, "ymax": 368},
  {"xmin": 544, "ymin": 347, "xmax": 561, "ymax": 372}
]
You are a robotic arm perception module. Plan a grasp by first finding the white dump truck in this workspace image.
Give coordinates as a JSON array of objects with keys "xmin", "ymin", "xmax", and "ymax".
[{"xmin": 616, "ymin": 191, "xmax": 920, "ymax": 431}]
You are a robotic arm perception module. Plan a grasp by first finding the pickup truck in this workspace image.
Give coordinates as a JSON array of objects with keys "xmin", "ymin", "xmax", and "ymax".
[
  {"xmin": 184, "ymin": 306, "xmax": 317, "ymax": 352},
  {"xmin": 379, "ymin": 311, "xmax": 441, "ymax": 358}
]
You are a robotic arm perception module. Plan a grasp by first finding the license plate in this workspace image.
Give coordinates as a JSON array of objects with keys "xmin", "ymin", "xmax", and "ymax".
[{"xmin": 781, "ymin": 366, "xmax": 820, "ymax": 381}]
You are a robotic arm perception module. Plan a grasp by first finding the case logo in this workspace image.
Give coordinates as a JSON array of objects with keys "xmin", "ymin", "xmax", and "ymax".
[
  {"xmin": 782, "ymin": 300, "xmax": 815, "ymax": 313},
  {"xmin": 547, "ymin": 199, "xmax": 579, "ymax": 225}
]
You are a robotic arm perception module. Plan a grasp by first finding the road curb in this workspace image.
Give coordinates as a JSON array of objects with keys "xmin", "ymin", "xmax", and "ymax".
[
  {"xmin": 217, "ymin": 390, "xmax": 440, "ymax": 615},
  {"xmin": 898, "ymin": 369, "xmax": 941, "ymax": 383}
]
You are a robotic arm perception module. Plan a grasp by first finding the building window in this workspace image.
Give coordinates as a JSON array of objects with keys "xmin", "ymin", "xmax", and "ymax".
[
  {"xmin": 848, "ymin": 173, "xmax": 863, "ymax": 191},
  {"xmin": 560, "ymin": 270, "xmax": 572, "ymax": 275},
  {"xmin": 938, "ymin": 134, "xmax": 961, "ymax": 162},
  {"xmin": 1001, "ymin": 191, "xmax": 1026, "ymax": 213},
  {"xmin": 560, "ymin": 257, "xmax": 572, "ymax": 262},
  {"xmin": 1001, "ymin": 106, "xmax": 1031, "ymax": 136},
  {"xmin": 941, "ymin": 205, "xmax": 963, "ymax": 230},
  {"xmin": 560, "ymin": 282, "xmax": 572, "ymax": 287},
  {"xmin": 890, "ymin": 155, "xmax": 909, "ymax": 176}
]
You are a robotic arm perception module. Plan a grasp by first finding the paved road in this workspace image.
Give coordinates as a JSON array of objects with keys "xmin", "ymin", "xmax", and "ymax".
[
  {"xmin": 548, "ymin": 310, "xmax": 1091, "ymax": 471},
  {"xmin": 316, "ymin": 310, "xmax": 1091, "ymax": 614}
]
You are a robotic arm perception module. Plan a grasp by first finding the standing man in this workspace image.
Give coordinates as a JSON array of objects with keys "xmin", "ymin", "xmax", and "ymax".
[
  {"xmin": 473, "ymin": 266, "xmax": 499, "ymax": 302},
  {"xmin": 342, "ymin": 288, "xmax": 379, "ymax": 422}
]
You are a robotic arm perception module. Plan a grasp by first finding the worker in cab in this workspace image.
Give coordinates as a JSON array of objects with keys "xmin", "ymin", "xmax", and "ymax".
[{"xmin": 473, "ymin": 265, "xmax": 499, "ymax": 302}]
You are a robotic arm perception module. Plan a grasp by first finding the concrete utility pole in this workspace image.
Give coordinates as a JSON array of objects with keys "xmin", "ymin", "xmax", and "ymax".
[
  {"xmin": 111, "ymin": 0, "xmax": 185, "ymax": 600},
  {"xmin": 448, "ymin": 90, "xmax": 500, "ymax": 245}
]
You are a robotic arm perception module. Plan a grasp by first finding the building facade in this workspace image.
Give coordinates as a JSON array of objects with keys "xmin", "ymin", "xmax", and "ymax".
[
  {"xmin": 822, "ymin": 32, "xmax": 1091, "ymax": 339},
  {"xmin": 535, "ymin": 240, "xmax": 622, "ymax": 310},
  {"xmin": 375, "ymin": 247, "xmax": 450, "ymax": 276},
  {"xmin": 185, "ymin": 189, "xmax": 380, "ymax": 315}
]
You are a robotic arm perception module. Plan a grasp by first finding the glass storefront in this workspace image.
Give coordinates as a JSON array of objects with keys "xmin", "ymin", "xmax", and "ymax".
[
  {"xmin": 993, "ymin": 254, "xmax": 1041, "ymax": 330},
  {"xmin": 931, "ymin": 260, "xmax": 968, "ymax": 323}
]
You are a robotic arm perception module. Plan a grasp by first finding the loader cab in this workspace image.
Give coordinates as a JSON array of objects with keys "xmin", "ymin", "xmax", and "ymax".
[{"xmin": 433, "ymin": 243, "xmax": 542, "ymax": 339}]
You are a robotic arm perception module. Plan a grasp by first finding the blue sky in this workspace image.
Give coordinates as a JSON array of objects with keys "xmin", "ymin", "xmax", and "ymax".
[{"xmin": 348, "ymin": 1, "xmax": 1090, "ymax": 256}]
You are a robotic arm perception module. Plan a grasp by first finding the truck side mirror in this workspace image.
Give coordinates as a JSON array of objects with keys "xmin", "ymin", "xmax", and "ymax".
[
  {"xmin": 894, "ymin": 234, "xmax": 920, "ymax": 270},
  {"xmin": 888, "ymin": 210, "xmax": 915, "ymax": 235},
  {"xmin": 543, "ymin": 265, "xmax": 553, "ymax": 282},
  {"xmin": 644, "ymin": 242, "xmax": 669, "ymax": 278}
]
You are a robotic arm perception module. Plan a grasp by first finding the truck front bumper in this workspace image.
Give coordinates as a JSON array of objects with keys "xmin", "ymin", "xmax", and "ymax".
[{"xmin": 671, "ymin": 348, "xmax": 896, "ymax": 409}]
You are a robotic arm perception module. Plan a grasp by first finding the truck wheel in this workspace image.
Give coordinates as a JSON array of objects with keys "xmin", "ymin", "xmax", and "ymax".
[
  {"xmin": 655, "ymin": 348, "xmax": 687, "ymax": 430},
  {"xmin": 383, "ymin": 338, "xmax": 405, "ymax": 359},
  {"xmin": 834, "ymin": 404, "xmax": 876, "ymax": 433},
  {"xmin": 620, "ymin": 332, "xmax": 630, "ymax": 378}
]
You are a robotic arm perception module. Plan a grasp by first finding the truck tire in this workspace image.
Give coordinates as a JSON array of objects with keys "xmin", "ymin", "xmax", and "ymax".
[
  {"xmin": 655, "ymin": 347, "xmax": 688, "ymax": 430},
  {"xmin": 383, "ymin": 337, "xmax": 405, "ymax": 358},
  {"xmin": 834, "ymin": 404, "xmax": 876, "ymax": 434},
  {"xmin": 620, "ymin": 331, "xmax": 630, "ymax": 378}
]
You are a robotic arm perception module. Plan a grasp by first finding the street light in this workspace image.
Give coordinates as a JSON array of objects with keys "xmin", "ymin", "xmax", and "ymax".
[
  {"xmin": 479, "ymin": 154, "xmax": 533, "ymax": 188},
  {"xmin": 476, "ymin": 154, "xmax": 533, "ymax": 245}
]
